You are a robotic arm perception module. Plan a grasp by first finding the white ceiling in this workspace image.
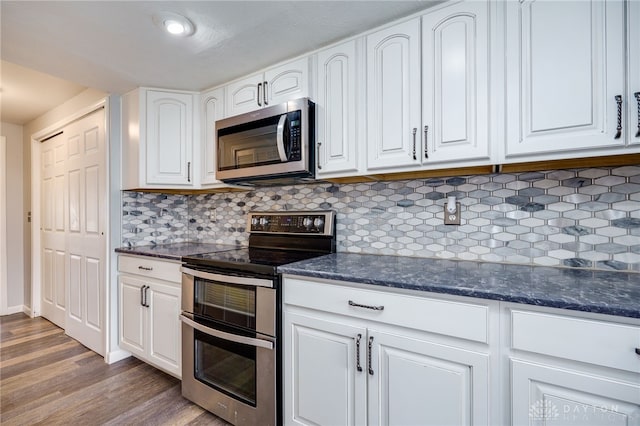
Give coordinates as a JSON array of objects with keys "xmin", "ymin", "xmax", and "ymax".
[{"xmin": 1, "ymin": 0, "xmax": 436, "ymax": 125}]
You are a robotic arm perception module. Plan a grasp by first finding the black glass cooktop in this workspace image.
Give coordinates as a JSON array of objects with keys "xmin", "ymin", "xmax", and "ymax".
[{"xmin": 182, "ymin": 247, "xmax": 329, "ymax": 276}]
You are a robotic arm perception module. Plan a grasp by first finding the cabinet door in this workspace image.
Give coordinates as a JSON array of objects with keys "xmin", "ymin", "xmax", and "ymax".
[
  {"xmin": 147, "ymin": 281, "xmax": 181, "ymax": 377},
  {"xmin": 512, "ymin": 359, "xmax": 640, "ymax": 426},
  {"xmin": 146, "ymin": 90, "xmax": 193, "ymax": 185},
  {"xmin": 316, "ymin": 40, "xmax": 359, "ymax": 175},
  {"xmin": 118, "ymin": 275, "xmax": 146, "ymax": 358},
  {"xmin": 368, "ymin": 329, "xmax": 489, "ymax": 426},
  {"xmin": 505, "ymin": 0, "xmax": 625, "ymax": 158},
  {"xmin": 265, "ymin": 57, "xmax": 310, "ymax": 107},
  {"xmin": 366, "ymin": 18, "xmax": 422, "ymax": 171},
  {"xmin": 422, "ymin": 1, "xmax": 490, "ymax": 163},
  {"xmin": 284, "ymin": 311, "xmax": 367, "ymax": 426},
  {"xmin": 628, "ymin": 0, "xmax": 640, "ymax": 146},
  {"xmin": 226, "ymin": 73, "xmax": 263, "ymax": 117},
  {"xmin": 201, "ymin": 87, "xmax": 225, "ymax": 184}
]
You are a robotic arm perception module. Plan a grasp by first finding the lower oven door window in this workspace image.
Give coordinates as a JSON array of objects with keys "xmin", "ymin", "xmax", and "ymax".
[{"xmin": 194, "ymin": 327, "xmax": 258, "ymax": 406}]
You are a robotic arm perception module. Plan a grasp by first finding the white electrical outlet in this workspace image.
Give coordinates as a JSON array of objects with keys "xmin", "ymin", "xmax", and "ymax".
[
  {"xmin": 210, "ymin": 208, "xmax": 217, "ymax": 222},
  {"xmin": 444, "ymin": 202, "xmax": 461, "ymax": 225}
]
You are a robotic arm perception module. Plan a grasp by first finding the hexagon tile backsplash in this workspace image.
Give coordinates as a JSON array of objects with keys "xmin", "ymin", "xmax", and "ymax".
[{"xmin": 122, "ymin": 166, "xmax": 640, "ymax": 272}]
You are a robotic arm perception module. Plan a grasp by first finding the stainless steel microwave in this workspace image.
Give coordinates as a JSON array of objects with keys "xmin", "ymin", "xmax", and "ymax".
[{"xmin": 216, "ymin": 98, "xmax": 315, "ymax": 185}]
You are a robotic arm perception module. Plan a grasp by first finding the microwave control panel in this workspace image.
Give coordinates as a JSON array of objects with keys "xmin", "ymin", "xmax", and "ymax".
[{"xmin": 288, "ymin": 111, "xmax": 301, "ymax": 161}]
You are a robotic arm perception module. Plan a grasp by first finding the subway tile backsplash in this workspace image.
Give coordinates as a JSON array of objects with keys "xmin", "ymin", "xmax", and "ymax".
[{"xmin": 122, "ymin": 166, "xmax": 640, "ymax": 272}]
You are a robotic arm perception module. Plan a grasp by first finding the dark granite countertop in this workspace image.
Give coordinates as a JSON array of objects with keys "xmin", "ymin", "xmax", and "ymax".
[
  {"xmin": 278, "ymin": 253, "xmax": 640, "ymax": 319},
  {"xmin": 115, "ymin": 242, "xmax": 239, "ymax": 261}
]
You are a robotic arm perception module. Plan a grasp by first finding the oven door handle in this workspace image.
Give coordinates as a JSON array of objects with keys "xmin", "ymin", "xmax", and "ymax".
[
  {"xmin": 181, "ymin": 266, "xmax": 274, "ymax": 288},
  {"xmin": 180, "ymin": 314, "xmax": 274, "ymax": 350}
]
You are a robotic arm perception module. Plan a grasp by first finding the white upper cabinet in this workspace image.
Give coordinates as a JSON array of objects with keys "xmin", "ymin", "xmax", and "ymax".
[
  {"xmin": 226, "ymin": 57, "xmax": 310, "ymax": 117},
  {"xmin": 316, "ymin": 39, "xmax": 361, "ymax": 176},
  {"xmin": 121, "ymin": 88, "xmax": 195, "ymax": 190},
  {"xmin": 146, "ymin": 90, "xmax": 194, "ymax": 185},
  {"xmin": 365, "ymin": 2, "xmax": 493, "ymax": 175},
  {"xmin": 504, "ymin": 0, "xmax": 630, "ymax": 160},
  {"xmin": 366, "ymin": 18, "xmax": 422, "ymax": 171},
  {"xmin": 628, "ymin": 0, "xmax": 640, "ymax": 146},
  {"xmin": 200, "ymin": 87, "xmax": 225, "ymax": 185},
  {"xmin": 422, "ymin": 1, "xmax": 491, "ymax": 164}
]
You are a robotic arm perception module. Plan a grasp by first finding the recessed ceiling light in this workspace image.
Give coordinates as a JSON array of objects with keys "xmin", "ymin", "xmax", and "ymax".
[{"xmin": 152, "ymin": 12, "xmax": 195, "ymax": 37}]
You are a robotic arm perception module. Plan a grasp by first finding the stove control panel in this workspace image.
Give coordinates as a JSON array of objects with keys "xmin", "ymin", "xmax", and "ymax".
[{"xmin": 248, "ymin": 211, "xmax": 335, "ymax": 236}]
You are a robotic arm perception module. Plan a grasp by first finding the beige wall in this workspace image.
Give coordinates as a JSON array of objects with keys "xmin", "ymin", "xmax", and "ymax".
[
  {"xmin": 0, "ymin": 122, "xmax": 25, "ymax": 310},
  {"xmin": 22, "ymin": 87, "xmax": 108, "ymax": 309}
]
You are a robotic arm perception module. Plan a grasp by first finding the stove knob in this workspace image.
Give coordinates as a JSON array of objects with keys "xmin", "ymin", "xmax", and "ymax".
[
  {"xmin": 251, "ymin": 217, "xmax": 259, "ymax": 226},
  {"xmin": 313, "ymin": 217, "xmax": 325, "ymax": 229},
  {"xmin": 303, "ymin": 217, "xmax": 313, "ymax": 228},
  {"xmin": 259, "ymin": 217, "xmax": 269, "ymax": 226}
]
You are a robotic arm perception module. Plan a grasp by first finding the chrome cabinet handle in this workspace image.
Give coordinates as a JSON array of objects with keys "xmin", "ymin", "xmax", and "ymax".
[
  {"xmin": 634, "ymin": 92, "xmax": 640, "ymax": 138},
  {"xmin": 368, "ymin": 336, "xmax": 374, "ymax": 375},
  {"xmin": 317, "ymin": 142, "xmax": 322, "ymax": 170},
  {"xmin": 355, "ymin": 334, "xmax": 363, "ymax": 372},
  {"xmin": 348, "ymin": 300, "xmax": 384, "ymax": 311},
  {"xmin": 257, "ymin": 83, "xmax": 262, "ymax": 107},
  {"xmin": 412, "ymin": 128, "xmax": 417, "ymax": 160},
  {"xmin": 615, "ymin": 95, "xmax": 623, "ymax": 139},
  {"xmin": 138, "ymin": 266, "xmax": 153, "ymax": 271},
  {"xmin": 187, "ymin": 161, "xmax": 191, "ymax": 182},
  {"xmin": 263, "ymin": 81, "xmax": 268, "ymax": 105},
  {"xmin": 424, "ymin": 125, "xmax": 429, "ymax": 159},
  {"xmin": 140, "ymin": 285, "xmax": 149, "ymax": 307}
]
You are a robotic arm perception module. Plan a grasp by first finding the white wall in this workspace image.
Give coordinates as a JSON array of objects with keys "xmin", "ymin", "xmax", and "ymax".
[{"xmin": 0, "ymin": 122, "xmax": 25, "ymax": 313}]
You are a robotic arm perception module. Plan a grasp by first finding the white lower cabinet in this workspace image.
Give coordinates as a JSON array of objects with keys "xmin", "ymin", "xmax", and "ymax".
[
  {"xmin": 506, "ymin": 305, "xmax": 640, "ymax": 425},
  {"xmin": 118, "ymin": 255, "xmax": 181, "ymax": 378},
  {"xmin": 283, "ymin": 276, "xmax": 493, "ymax": 426}
]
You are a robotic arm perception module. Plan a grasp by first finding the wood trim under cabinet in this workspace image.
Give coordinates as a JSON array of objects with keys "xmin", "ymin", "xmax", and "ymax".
[{"xmin": 499, "ymin": 154, "xmax": 640, "ymax": 173}]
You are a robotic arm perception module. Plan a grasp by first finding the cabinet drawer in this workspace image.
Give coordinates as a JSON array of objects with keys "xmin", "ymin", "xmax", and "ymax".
[
  {"xmin": 118, "ymin": 255, "xmax": 181, "ymax": 283},
  {"xmin": 511, "ymin": 310, "xmax": 640, "ymax": 373},
  {"xmin": 284, "ymin": 277, "xmax": 489, "ymax": 343}
]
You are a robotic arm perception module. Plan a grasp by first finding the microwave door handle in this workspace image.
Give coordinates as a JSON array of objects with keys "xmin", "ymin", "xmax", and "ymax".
[
  {"xmin": 180, "ymin": 314, "xmax": 274, "ymax": 350},
  {"xmin": 276, "ymin": 113, "xmax": 289, "ymax": 162}
]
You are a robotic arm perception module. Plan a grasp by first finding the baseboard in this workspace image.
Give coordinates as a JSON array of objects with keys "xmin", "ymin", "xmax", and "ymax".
[
  {"xmin": 0, "ymin": 304, "xmax": 27, "ymax": 316},
  {"xmin": 105, "ymin": 348, "xmax": 131, "ymax": 365},
  {"xmin": 22, "ymin": 305, "xmax": 33, "ymax": 317}
]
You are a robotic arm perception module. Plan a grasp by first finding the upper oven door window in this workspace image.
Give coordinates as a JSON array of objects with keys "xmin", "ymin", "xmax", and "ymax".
[
  {"xmin": 194, "ymin": 278, "xmax": 258, "ymax": 330},
  {"xmin": 217, "ymin": 110, "xmax": 301, "ymax": 171}
]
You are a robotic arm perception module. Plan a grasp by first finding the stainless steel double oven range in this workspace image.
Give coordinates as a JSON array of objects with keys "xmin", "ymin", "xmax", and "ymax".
[{"xmin": 180, "ymin": 211, "xmax": 336, "ymax": 426}]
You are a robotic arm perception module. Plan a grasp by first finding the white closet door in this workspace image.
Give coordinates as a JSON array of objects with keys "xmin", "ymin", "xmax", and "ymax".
[
  {"xmin": 63, "ymin": 108, "xmax": 107, "ymax": 356},
  {"xmin": 40, "ymin": 132, "xmax": 67, "ymax": 328}
]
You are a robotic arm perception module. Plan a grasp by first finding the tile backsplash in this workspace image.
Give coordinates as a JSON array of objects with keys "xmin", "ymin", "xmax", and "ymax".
[{"xmin": 122, "ymin": 166, "xmax": 640, "ymax": 272}]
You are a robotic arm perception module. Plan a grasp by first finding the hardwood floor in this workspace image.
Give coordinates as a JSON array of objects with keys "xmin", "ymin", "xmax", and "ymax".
[{"xmin": 0, "ymin": 313, "xmax": 230, "ymax": 425}]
